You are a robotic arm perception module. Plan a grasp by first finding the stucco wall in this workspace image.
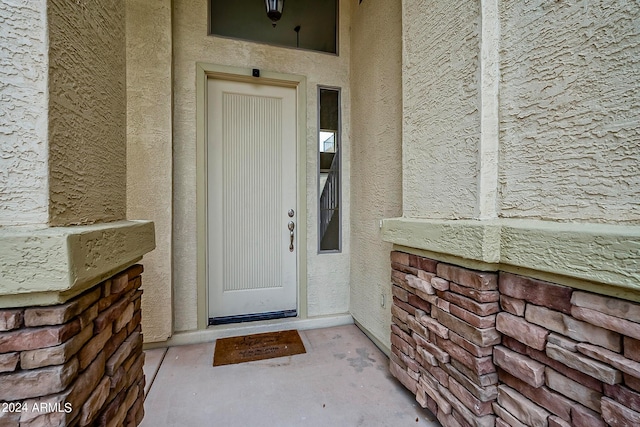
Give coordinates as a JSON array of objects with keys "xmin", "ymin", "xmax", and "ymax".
[
  {"xmin": 349, "ymin": 0, "xmax": 403, "ymax": 350},
  {"xmin": 0, "ymin": 0, "xmax": 49, "ymax": 226},
  {"xmin": 499, "ymin": 1, "xmax": 640, "ymax": 223},
  {"xmin": 47, "ymin": 0, "xmax": 127, "ymax": 226},
  {"xmin": 126, "ymin": 0, "xmax": 173, "ymax": 342},
  {"xmin": 401, "ymin": 0, "xmax": 480, "ymax": 219},
  {"xmin": 172, "ymin": 0, "xmax": 351, "ymax": 331}
]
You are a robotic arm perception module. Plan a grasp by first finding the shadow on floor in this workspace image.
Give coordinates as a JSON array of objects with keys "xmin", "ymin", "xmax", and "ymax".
[{"xmin": 141, "ymin": 324, "xmax": 440, "ymax": 427}]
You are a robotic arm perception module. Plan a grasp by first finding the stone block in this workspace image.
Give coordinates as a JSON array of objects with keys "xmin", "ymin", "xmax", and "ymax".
[
  {"xmin": 500, "ymin": 295, "xmax": 526, "ymax": 317},
  {"xmin": 78, "ymin": 327, "xmax": 112, "ymax": 370},
  {"xmin": 0, "ymin": 309, "xmax": 23, "ymax": 331},
  {"xmin": 417, "ymin": 257, "xmax": 438, "ymax": 273},
  {"xmin": 434, "ymin": 308, "xmax": 500, "ymax": 347},
  {"xmin": 126, "ymin": 264, "xmax": 144, "ymax": 280},
  {"xmin": 407, "ymin": 274, "xmax": 435, "ymax": 295},
  {"xmin": 573, "ymin": 306, "xmax": 640, "ymax": 341},
  {"xmin": 392, "ymin": 285, "xmax": 409, "ymax": 302},
  {"xmin": 94, "ymin": 297, "xmax": 130, "ymax": 334},
  {"xmin": 106, "ymin": 331, "xmax": 141, "ymax": 376},
  {"xmin": 602, "ymin": 396, "xmax": 640, "ymax": 427},
  {"xmin": 418, "ymin": 342, "xmax": 449, "ymax": 366},
  {"xmin": 436, "ymin": 337, "xmax": 496, "ymax": 376},
  {"xmin": 450, "ymin": 304, "xmax": 496, "ymax": 329},
  {"xmin": 128, "ymin": 309, "xmax": 142, "ymax": 335},
  {"xmin": 546, "ymin": 367, "xmax": 603, "ymax": 412},
  {"xmin": 445, "ymin": 363, "xmax": 498, "ymax": 402},
  {"xmin": 416, "ymin": 345, "xmax": 438, "ymax": 367},
  {"xmin": 417, "ymin": 312, "xmax": 449, "ymax": 339},
  {"xmin": 526, "ymin": 304, "xmax": 621, "ymax": 352},
  {"xmin": 105, "ymin": 324, "xmax": 129, "ymax": 360},
  {"xmin": 443, "ymin": 410, "xmax": 466, "ymax": 427},
  {"xmin": 391, "ymin": 304, "xmax": 410, "ymax": 324},
  {"xmin": 106, "ymin": 384, "xmax": 139, "ymax": 427},
  {"xmin": 423, "ymin": 363, "xmax": 449, "ymax": 386},
  {"xmin": 407, "ymin": 294, "xmax": 432, "ymax": 313},
  {"xmin": 431, "ymin": 277, "xmax": 450, "ymax": 291},
  {"xmin": 391, "ymin": 251, "xmax": 410, "ymax": 266},
  {"xmin": 546, "ymin": 342, "xmax": 622, "ymax": 385},
  {"xmin": 110, "ymin": 272, "xmax": 129, "ymax": 295},
  {"xmin": 572, "ymin": 291, "xmax": 640, "ymax": 324},
  {"xmin": 450, "ymin": 282, "xmax": 499, "ymax": 303},
  {"xmin": 436, "ymin": 298, "xmax": 450, "ymax": 313},
  {"xmin": 571, "ymin": 404, "xmax": 606, "ymax": 427},
  {"xmin": 392, "ymin": 316, "xmax": 409, "ymax": 333},
  {"xmin": 419, "ymin": 375, "xmax": 452, "ymax": 414},
  {"xmin": 625, "ymin": 373, "xmax": 640, "ymax": 393},
  {"xmin": 547, "ymin": 333, "xmax": 578, "ymax": 351},
  {"xmin": 390, "ymin": 360, "xmax": 417, "ymax": 394},
  {"xmin": 0, "ymin": 352, "xmax": 19, "ymax": 373},
  {"xmin": 497, "ymin": 385, "xmax": 550, "ymax": 427},
  {"xmin": 417, "ymin": 270, "xmax": 436, "ymax": 283},
  {"xmin": 24, "ymin": 287, "xmax": 101, "ymax": 327},
  {"xmin": 114, "ymin": 302, "xmax": 134, "ymax": 333},
  {"xmin": 512, "ymin": 336, "xmax": 604, "ymax": 392},
  {"xmin": 21, "ymin": 324, "xmax": 93, "ymax": 369},
  {"xmin": 492, "ymin": 403, "xmax": 528, "ymax": 427},
  {"xmin": 448, "ymin": 376, "xmax": 493, "ymax": 416},
  {"xmin": 78, "ymin": 303, "xmax": 99, "ymax": 330},
  {"xmin": 548, "ymin": 415, "xmax": 572, "ymax": 427},
  {"xmin": 416, "ymin": 288, "xmax": 439, "ymax": 305},
  {"xmin": 392, "ymin": 324, "xmax": 416, "ymax": 347},
  {"xmin": 392, "ymin": 262, "xmax": 419, "ymax": 276},
  {"xmin": 577, "ymin": 342, "xmax": 640, "ymax": 379},
  {"xmin": 0, "ymin": 409, "xmax": 20, "ymax": 427},
  {"xmin": 436, "ymin": 264, "xmax": 497, "ymax": 291},
  {"xmin": 449, "ymin": 331, "xmax": 494, "ymax": 358},
  {"xmin": 414, "ymin": 333, "xmax": 450, "ymax": 364},
  {"xmin": 392, "ymin": 269, "xmax": 410, "ymax": 289},
  {"xmin": 499, "ymin": 272, "xmax": 573, "ymax": 314},
  {"xmin": 438, "ymin": 291, "xmax": 500, "ymax": 317},
  {"xmin": 499, "ymin": 368, "xmax": 573, "ymax": 420},
  {"xmin": 604, "ymin": 383, "xmax": 640, "ymax": 413},
  {"xmin": 624, "ymin": 336, "xmax": 640, "ymax": 363},
  {"xmin": 440, "ymin": 382, "xmax": 496, "ymax": 427},
  {"xmin": 0, "ymin": 358, "xmax": 79, "ymax": 401},
  {"xmin": 79, "ymin": 377, "xmax": 110, "ymax": 426},
  {"xmin": 0, "ymin": 320, "xmax": 81, "ymax": 353},
  {"xmin": 494, "ymin": 346, "xmax": 545, "ymax": 388},
  {"xmin": 496, "ymin": 312, "xmax": 548, "ymax": 351},
  {"xmin": 451, "ymin": 358, "xmax": 499, "ymax": 387},
  {"xmin": 395, "ymin": 298, "xmax": 418, "ymax": 317},
  {"xmin": 391, "ymin": 333, "xmax": 414, "ymax": 359}
]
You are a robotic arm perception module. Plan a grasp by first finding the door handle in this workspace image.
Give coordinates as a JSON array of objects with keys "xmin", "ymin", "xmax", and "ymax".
[{"xmin": 288, "ymin": 221, "xmax": 295, "ymax": 252}]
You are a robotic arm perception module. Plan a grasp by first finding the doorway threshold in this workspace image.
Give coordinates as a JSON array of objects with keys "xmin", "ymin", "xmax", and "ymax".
[
  {"xmin": 209, "ymin": 309, "xmax": 297, "ymax": 326},
  {"xmin": 143, "ymin": 313, "xmax": 353, "ymax": 350}
]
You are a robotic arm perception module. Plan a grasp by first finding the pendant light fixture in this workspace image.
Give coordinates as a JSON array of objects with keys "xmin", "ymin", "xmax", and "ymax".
[{"xmin": 264, "ymin": 0, "xmax": 285, "ymax": 27}]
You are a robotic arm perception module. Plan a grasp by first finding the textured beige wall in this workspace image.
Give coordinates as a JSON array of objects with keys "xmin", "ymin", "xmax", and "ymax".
[
  {"xmin": 47, "ymin": 0, "xmax": 127, "ymax": 226},
  {"xmin": 499, "ymin": 1, "xmax": 640, "ymax": 224},
  {"xmin": 0, "ymin": 0, "xmax": 49, "ymax": 225},
  {"xmin": 172, "ymin": 0, "xmax": 351, "ymax": 331},
  {"xmin": 349, "ymin": 0, "xmax": 403, "ymax": 350},
  {"xmin": 402, "ymin": 0, "xmax": 480, "ymax": 219},
  {"xmin": 126, "ymin": 0, "xmax": 173, "ymax": 342}
]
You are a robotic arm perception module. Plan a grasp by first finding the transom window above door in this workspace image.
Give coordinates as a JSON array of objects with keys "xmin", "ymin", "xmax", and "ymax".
[{"xmin": 209, "ymin": 0, "xmax": 338, "ymax": 54}]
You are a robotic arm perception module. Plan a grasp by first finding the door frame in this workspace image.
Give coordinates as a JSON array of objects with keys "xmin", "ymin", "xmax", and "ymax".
[{"xmin": 195, "ymin": 63, "xmax": 308, "ymax": 330}]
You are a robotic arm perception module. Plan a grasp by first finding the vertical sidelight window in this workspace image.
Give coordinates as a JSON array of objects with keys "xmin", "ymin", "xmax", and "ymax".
[{"xmin": 318, "ymin": 87, "xmax": 341, "ymax": 252}]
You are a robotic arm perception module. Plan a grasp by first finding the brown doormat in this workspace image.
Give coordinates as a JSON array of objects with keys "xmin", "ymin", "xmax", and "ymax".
[{"xmin": 213, "ymin": 329, "xmax": 306, "ymax": 366}]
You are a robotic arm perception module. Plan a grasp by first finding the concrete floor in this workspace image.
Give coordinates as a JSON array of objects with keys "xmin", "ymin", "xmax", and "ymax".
[{"xmin": 141, "ymin": 324, "xmax": 440, "ymax": 427}]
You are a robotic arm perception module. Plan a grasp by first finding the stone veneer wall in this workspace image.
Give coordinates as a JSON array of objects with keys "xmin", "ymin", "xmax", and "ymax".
[
  {"xmin": 0, "ymin": 265, "xmax": 145, "ymax": 427},
  {"xmin": 390, "ymin": 251, "xmax": 640, "ymax": 427}
]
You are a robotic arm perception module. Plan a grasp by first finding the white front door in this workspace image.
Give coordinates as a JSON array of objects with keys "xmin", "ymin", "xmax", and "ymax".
[{"xmin": 207, "ymin": 78, "xmax": 298, "ymax": 323}]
